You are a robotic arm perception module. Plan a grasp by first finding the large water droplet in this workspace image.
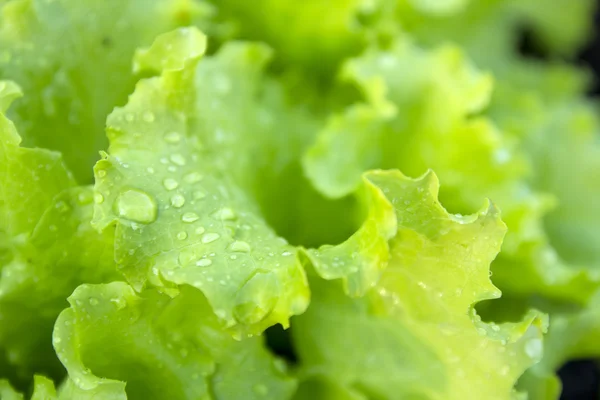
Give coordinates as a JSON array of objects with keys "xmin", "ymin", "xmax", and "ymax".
[
  {"xmin": 196, "ymin": 259, "xmax": 212, "ymax": 267},
  {"xmin": 177, "ymin": 231, "xmax": 188, "ymax": 241},
  {"xmin": 229, "ymin": 241, "xmax": 251, "ymax": 252},
  {"xmin": 201, "ymin": 232, "xmax": 220, "ymax": 244},
  {"xmin": 182, "ymin": 212, "xmax": 199, "ymax": 223},
  {"xmin": 163, "ymin": 178, "xmax": 179, "ymax": 191},
  {"xmin": 170, "ymin": 194, "xmax": 186, "ymax": 208},
  {"xmin": 115, "ymin": 189, "xmax": 157, "ymax": 224},
  {"xmin": 212, "ymin": 207, "xmax": 236, "ymax": 221},
  {"xmin": 170, "ymin": 154, "xmax": 186, "ymax": 166}
]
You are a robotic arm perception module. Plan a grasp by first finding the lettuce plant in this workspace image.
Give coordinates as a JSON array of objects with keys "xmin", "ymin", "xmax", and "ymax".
[{"xmin": 0, "ymin": 0, "xmax": 598, "ymax": 399}]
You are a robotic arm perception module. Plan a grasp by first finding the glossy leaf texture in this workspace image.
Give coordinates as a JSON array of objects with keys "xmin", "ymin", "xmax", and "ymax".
[
  {"xmin": 52, "ymin": 282, "xmax": 296, "ymax": 400},
  {"xmin": 91, "ymin": 27, "xmax": 310, "ymax": 336},
  {"xmin": 293, "ymin": 170, "xmax": 547, "ymax": 400}
]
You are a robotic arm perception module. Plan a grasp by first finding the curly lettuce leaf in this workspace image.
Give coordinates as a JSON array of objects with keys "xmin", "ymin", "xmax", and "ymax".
[
  {"xmin": 304, "ymin": 38, "xmax": 497, "ymax": 199},
  {"xmin": 303, "ymin": 172, "xmax": 397, "ymax": 297},
  {"xmin": 53, "ymin": 282, "xmax": 296, "ymax": 400},
  {"xmin": 0, "ymin": 0, "xmax": 215, "ymax": 182},
  {"xmin": 293, "ymin": 170, "xmax": 547, "ymax": 399},
  {"xmin": 92, "ymin": 28, "xmax": 309, "ymax": 335},
  {"xmin": 304, "ymin": 37, "xmax": 600, "ymax": 306},
  {"xmin": 0, "ymin": 82, "xmax": 118, "ymax": 380}
]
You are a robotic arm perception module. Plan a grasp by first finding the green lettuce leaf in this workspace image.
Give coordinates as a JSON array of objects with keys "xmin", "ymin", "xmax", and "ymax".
[
  {"xmin": 92, "ymin": 27, "xmax": 309, "ymax": 336},
  {"xmin": 0, "ymin": 82, "xmax": 118, "ymax": 380},
  {"xmin": 210, "ymin": 0, "xmax": 374, "ymax": 76},
  {"xmin": 53, "ymin": 282, "xmax": 296, "ymax": 399},
  {"xmin": 293, "ymin": 170, "xmax": 547, "ymax": 400},
  {"xmin": 0, "ymin": 0, "xmax": 215, "ymax": 182},
  {"xmin": 303, "ymin": 36, "xmax": 600, "ymax": 306}
]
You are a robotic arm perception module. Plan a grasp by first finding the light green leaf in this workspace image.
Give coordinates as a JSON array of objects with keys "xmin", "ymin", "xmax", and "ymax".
[
  {"xmin": 0, "ymin": 379, "xmax": 23, "ymax": 400},
  {"xmin": 211, "ymin": 0, "xmax": 374, "ymax": 76},
  {"xmin": 92, "ymin": 27, "xmax": 309, "ymax": 335},
  {"xmin": 53, "ymin": 282, "xmax": 296, "ymax": 400},
  {"xmin": 31, "ymin": 376, "xmax": 57, "ymax": 400},
  {"xmin": 294, "ymin": 170, "xmax": 548, "ymax": 400},
  {"xmin": 0, "ymin": 80, "xmax": 75, "ymax": 237},
  {"xmin": 0, "ymin": 0, "xmax": 215, "ymax": 182},
  {"xmin": 304, "ymin": 170, "xmax": 397, "ymax": 297},
  {"xmin": 0, "ymin": 80, "xmax": 118, "ymax": 378}
]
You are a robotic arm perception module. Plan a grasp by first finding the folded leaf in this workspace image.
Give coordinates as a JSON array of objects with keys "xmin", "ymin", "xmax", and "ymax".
[
  {"xmin": 92, "ymin": 28, "xmax": 309, "ymax": 335},
  {"xmin": 294, "ymin": 170, "xmax": 548, "ymax": 400},
  {"xmin": 53, "ymin": 282, "xmax": 296, "ymax": 400}
]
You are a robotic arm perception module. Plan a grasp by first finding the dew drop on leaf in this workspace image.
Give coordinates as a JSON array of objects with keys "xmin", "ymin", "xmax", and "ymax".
[{"xmin": 115, "ymin": 189, "xmax": 157, "ymax": 224}]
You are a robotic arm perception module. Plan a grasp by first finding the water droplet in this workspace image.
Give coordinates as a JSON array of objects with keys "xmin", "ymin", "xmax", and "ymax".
[
  {"xmin": 170, "ymin": 194, "xmax": 186, "ymax": 208},
  {"xmin": 115, "ymin": 189, "xmax": 157, "ymax": 224},
  {"xmin": 201, "ymin": 233, "xmax": 220, "ymax": 244},
  {"xmin": 142, "ymin": 111, "xmax": 155, "ymax": 122},
  {"xmin": 97, "ymin": 169, "xmax": 107, "ymax": 178},
  {"xmin": 196, "ymin": 259, "xmax": 212, "ymax": 267},
  {"xmin": 163, "ymin": 178, "xmax": 179, "ymax": 191},
  {"xmin": 212, "ymin": 207, "xmax": 236, "ymax": 220},
  {"xmin": 525, "ymin": 338, "xmax": 542, "ymax": 359},
  {"xmin": 170, "ymin": 154, "xmax": 186, "ymax": 166},
  {"xmin": 94, "ymin": 192, "xmax": 104, "ymax": 204},
  {"xmin": 182, "ymin": 212, "xmax": 199, "ymax": 223},
  {"xmin": 147, "ymin": 167, "xmax": 155, "ymax": 174},
  {"xmin": 281, "ymin": 251, "xmax": 292, "ymax": 256},
  {"xmin": 177, "ymin": 231, "xmax": 188, "ymax": 241},
  {"xmin": 184, "ymin": 172, "xmax": 203, "ymax": 184},
  {"xmin": 89, "ymin": 298, "xmax": 99, "ymax": 306},
  {"xmin": 164, "ymin": 131, "xmax": 181, "ymax": 143},
  {"xmin": 229, "ymin": 241, "xmax": 251, "ymax": 252},
  {"xmin": 125, "ymin": 113, "xmax": 134, "ymax": 122},
  {"xmin": 195, "ymin": 226, "xmax": 205, "ymax": 235},
  {"xmin": 193, "ymin": 190, "xmax": 206, "ymax": 200}
]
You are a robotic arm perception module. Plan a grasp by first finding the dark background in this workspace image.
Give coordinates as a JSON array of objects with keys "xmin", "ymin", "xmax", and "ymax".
[{"xmin": 579, "ymin": 6, "xmax": 600, "ymax": 96}]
